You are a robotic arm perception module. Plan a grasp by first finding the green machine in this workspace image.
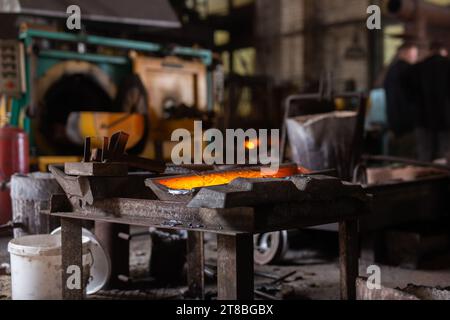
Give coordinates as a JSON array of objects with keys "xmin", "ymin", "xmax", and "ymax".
[{"xmin": 9, "ymin": 28, "xmax": 215, "ymax": 167}]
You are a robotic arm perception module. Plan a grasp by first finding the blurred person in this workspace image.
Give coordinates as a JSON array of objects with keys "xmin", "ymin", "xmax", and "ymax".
[
  {"xmin": 383, "ymin": 43, "xmax": 419, "ymax": 157},
  {"xmin": 413, "ymin": 41, "xmax": 450, "ymax": 161}
]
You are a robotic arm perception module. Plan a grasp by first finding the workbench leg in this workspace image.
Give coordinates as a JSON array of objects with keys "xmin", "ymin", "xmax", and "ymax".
[
  {"xmin": 217, "ymin": 234, "xmax": 254, "ymax": 300},
  {"xmin": 186, "ymin": 231, "xmax": 205, "ymax": 299},
  {"xmin": 61, "ymin": 218, "xmax": 84, "ymax": 300},
  {"xmin": 339, "ymin": 219, "xmax": 359, "ymax": 300},
  {"xmin": 95, "ymin": 222, "xmax": 129, "ymax": 289}
]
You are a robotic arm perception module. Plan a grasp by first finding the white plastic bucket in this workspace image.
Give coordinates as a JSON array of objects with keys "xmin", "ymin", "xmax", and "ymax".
[
  {"xmin": 8, "ymin": 234, "xmax": 91, "ymax": 300},
  {"xmin": 51, "ymin": 227, "xmax": 111, "ymax": 295}
]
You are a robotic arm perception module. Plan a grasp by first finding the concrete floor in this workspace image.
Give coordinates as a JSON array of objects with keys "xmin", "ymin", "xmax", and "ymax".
[{"xmin": 1, "ymin": 229, "xmax": 450, "ymax": 300}]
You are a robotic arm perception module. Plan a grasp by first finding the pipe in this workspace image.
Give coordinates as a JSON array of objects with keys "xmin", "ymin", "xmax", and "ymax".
[{"xmin": 387, "ymin": 0, "xmax": 450, "ymax": 28}]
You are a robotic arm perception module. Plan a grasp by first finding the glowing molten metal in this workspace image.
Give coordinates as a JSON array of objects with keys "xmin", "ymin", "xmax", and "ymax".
[{"xmin": 156, "ymin": 164, "xmax": 310, "ymax": 190}]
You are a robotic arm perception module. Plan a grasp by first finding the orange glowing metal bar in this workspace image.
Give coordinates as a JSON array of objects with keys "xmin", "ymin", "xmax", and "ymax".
[{"xmin": 156, "ymin": 164, "xmax": 310, "ymax": 190}]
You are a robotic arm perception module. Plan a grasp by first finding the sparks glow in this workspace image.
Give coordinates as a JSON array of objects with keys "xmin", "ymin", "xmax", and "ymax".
[{"xmin": 245, "ymin": 139, "xmax": 258, "ymax": 150}]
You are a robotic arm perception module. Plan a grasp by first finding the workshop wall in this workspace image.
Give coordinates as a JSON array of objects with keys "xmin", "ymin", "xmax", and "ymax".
[{"xmin": 255, "ymin": 0, "xmax": 371, "ymax": 91}]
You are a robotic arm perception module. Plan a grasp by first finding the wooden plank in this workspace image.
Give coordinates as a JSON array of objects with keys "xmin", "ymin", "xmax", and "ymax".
[
  {"xmin": 217, "ymin": 233, "xmax": 254, "ymax": 300},
  {"xmin": 61, "ymin": 218, "xmax": 84, "ymax": 300},
  {"xmin": 339, "ymin": 219, "xmax": 359, "ymax": 300},
  {"xmin": 186, "ymin": 231, "xmax": 205, "ymax": 299},
  {"xmin": 64, "ymin": 162, "xmax": 128, "ymax": 177}
]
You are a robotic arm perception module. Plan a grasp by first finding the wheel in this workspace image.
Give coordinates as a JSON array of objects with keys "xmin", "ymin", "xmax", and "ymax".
[{"xmin": 253, "ymin": 231, "xmax": 289, "ymax": 265}]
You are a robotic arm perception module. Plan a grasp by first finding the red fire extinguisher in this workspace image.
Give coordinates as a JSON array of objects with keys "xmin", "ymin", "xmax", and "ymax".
[{"xmin": 0, "ymin": 127, "xmax": 29, "ymax": 225}]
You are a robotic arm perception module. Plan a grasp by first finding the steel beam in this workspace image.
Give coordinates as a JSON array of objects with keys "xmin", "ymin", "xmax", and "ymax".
[
  {"xmin": 186, "ymin": 231, "xmax": 205, "ymax": 299},
  {"xmin": 339, "ymin": 219, "xmax": 359, "ymax": 300},
  {"xmin": 61, "ymin": 218, "xmax": 84, "ymax": 300},
  {"xmin": 217, "ymin": 233, "xmax": 254, "ymax": 300}
]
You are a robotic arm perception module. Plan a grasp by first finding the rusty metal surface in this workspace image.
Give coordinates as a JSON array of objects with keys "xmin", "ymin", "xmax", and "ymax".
[
  {"xmin": 313, "ymin": 172, "xmax": 450, "ymax": 234},
  {"xmin": 188, "ymin": 175, "xmax": 368, "ymax": 209},
  {"xmin": 186, "ymin": 232, "xmax": 205, "ymax": 299},
  {"xmin": 339, "ymin": 219, "xmax": 358, "ymax": 300},
  {"xmin": 118, "ymin": 154, "xmax": 166, "ymax": 174},
  {"xmin": 187, "ymin": 178, "xmax": 305, "ymax": 209},
  {"xmin": 83, "ymin": 137, "xmax": 91, "ymax": 162},
  {"xmin": 146, "ymin": 164, "xmax": 305, "ymax": 202},
  {"xmin": 101, "ymin": 137, "xmax": 109, "ymax": 162},
  {"xmin": 217, "ymin": 234, "xmax": 254, "ymax": 300},
  {"xmin": 95, "ymin": 222, "xmax": 129, "ymax": 289},
  {"xmin": 64, "ymin": 162, "xmax": 128, "ymax": 177},
  {"xmin": 147, "ymin": 169, "xmax": 368, "ymax": 208},
  {"xmin": 108, "ymin": 132, "xmax": 129, "ymax": 160},
  {"xmin": 47, "ymin": 166, "xmax": 369, "ymax": 301},
  {"xmin": 47, "ymin": 193, "xmax": 369, "ymax": 235},
  {"xmin": 286, "ymin": 112, "xmax": 357, "ymax": 177},
  {"xmin": 50, "ymin": 166, "xmax": 156, "ymax": 206},
  {"xmin": 61, "ymin": 218, "xmax": 84, "ymax": 300},
  {"xmin": 290, "ymin": 175, "xmax": 345, "ymax": 198},
  {"xmin": 105, "ymin": 132, "xmax": 165, "ymax": 173},
  {"xmin": 281, "ymin": 89, "xmax": 367, "ymax": 180},
  {"xmin": 77, "ymin": 132, "xmax": 166, "ymax": 174}
]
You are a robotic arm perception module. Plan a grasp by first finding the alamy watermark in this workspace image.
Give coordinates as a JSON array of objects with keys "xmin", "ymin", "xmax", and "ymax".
[
  {"xmin": 366, "ymin": 265, "xmax": 382, "ymax": 290},
  {"xmin": 171, "ymin": 121, "xmax": 280, "ymax": 174},
  {"xmin": 64, "ymin": 4, "xmax": 381, "ymax": 32},
  {"xmin": 367, "ymin": 5, "xmax": 381, "ymax": 30},
  {"xmin": 66, "ymin": 265, "xmax": 82, "ymax": 290},
  {"xmin": 66, "ymin": 5, "xmax": 81, "ymax": 30}
]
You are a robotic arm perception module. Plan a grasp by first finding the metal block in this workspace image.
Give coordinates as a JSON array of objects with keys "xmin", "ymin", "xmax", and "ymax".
[
  {"xmin": 339, "ymin": 219, "xmax": 359, "ymax": 300},
  {"xmin": 217, "ymin": 234, "xmax": 254, "ymax": 300},
  {"xmin": 108, "ymin": 131, "xmax": 129, "ymax": 160},
  {"xmin": 186, "ymin": 232, "xmax": 205, "ymax": 299},
  {"xmin": 289, "ymin": 174, "xmax": 343, "ymax": 198},
  {"xmin": 188, "ymin": 178, "xmax": 305, "ymax": 209},
  {"xmin": 64, "ymin": 162, "xmax": 128, "ymax": 177},
  {"xmin": 50, "ymin": 166, "xmax": 155, "ymax": 206},
  {"xmin": 61, "ymin": 218, "xmax": 84, "ymax": 300}
]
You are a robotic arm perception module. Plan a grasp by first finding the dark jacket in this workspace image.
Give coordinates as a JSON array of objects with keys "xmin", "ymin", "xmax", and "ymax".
[
  {"xmin": 412, "ymin": 55, "xmax": 450, "ymax": 130},
  {"xmin": 384, "ymin": 60, "xmax": 416, "ymax": 136}
]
